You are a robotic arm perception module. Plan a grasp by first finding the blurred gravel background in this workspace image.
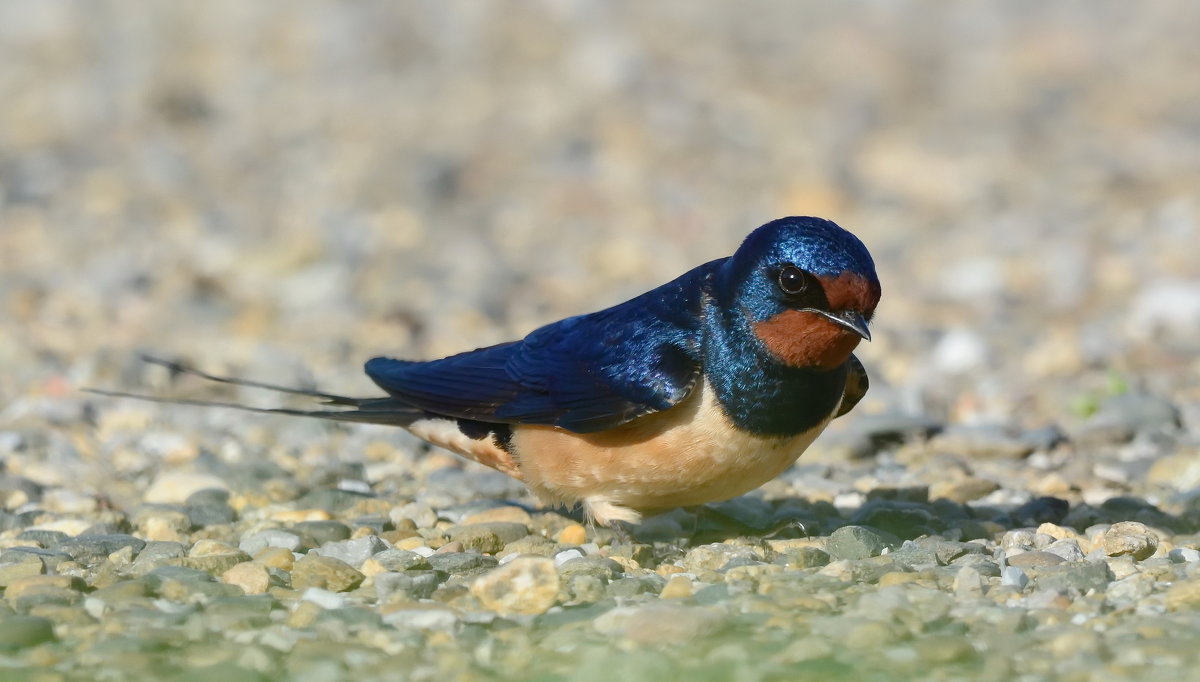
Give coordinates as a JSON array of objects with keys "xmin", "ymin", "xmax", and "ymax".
[{"xmin": 2, "ymin": 2, "xmax": 1200, "ymax": 681}]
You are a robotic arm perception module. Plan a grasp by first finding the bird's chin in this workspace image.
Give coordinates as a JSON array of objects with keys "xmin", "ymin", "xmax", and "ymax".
[{"xmin": 753, "ymin": 310, "xmax": 862, "ymax": 370}]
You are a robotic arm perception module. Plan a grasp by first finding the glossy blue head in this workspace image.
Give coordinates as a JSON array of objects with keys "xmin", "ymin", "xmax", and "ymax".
[{"xmin": 718, "ymin": 217, "xmax": 881, "ymax": 370}]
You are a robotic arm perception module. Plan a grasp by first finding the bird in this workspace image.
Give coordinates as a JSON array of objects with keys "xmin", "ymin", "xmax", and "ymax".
[{"xmin": 91, "ymin": 216, "xmax": 880, "ymax": 527}]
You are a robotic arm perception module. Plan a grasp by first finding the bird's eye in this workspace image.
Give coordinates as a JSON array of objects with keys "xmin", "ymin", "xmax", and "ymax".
[{"xmin": 777, "ymin": 265, "xmax": 808, "ymax": 296}]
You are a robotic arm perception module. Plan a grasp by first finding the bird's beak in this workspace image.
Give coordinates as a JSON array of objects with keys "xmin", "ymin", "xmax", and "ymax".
[{"xmin": 805, "ymin": 309, "xmax": 872, "ymax": 341}]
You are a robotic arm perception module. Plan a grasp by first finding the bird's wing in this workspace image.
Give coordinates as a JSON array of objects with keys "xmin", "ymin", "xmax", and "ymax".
[
  {"xmin": 365, "ymin": 260, "xmax": 720, "ymax": 433},
  {"xmin": 834, "ymin": 354, "xmax": 869, "ymax": 418}
]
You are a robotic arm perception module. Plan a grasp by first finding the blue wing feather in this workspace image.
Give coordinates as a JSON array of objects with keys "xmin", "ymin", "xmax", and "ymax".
[{"xmin": 364, "ymin": 259, "xmax": 720, "ymax": 433}]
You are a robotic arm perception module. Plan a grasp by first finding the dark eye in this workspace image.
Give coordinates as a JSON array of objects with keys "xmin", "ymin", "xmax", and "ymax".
[{"xmin": 777, "ymin": 265, "xmax": 808, "ymax": 296}]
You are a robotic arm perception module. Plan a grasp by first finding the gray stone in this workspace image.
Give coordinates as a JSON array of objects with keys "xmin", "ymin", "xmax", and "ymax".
[
  {"xmin": 682, "ymin": 543, "xmax": 765, "ymax": 572},
  {"xmin": 827, "ymin": 526, "xmax": 896, "ymax": 560},
  {"xmin": 14, "ymin": 529, "xmax": 67, "ymax": 548},
  {"xmin": 1034, "ymin": 560, "xmax": 1114, "ymax": 595},
  {"xmin": 127, "ymin": 541, "xmax": 188, "ymax": 576},
  {"xmin": 887, "ymin": 540, "xmax": 940, "ymax": 569},
  {"xmin": 238, "ymin": 530, "xmax": 303, "ymax": 556},
  {"xmin": 1000, "ymin": 566, "xmax": 1028, "ymax": 590},
  {"xmin": 426, "ymin": 552, "xmax": 498, "ymax": 574},
  {"xmin": 185, "ymin": 502, "xmax": 236, "ymax": 527},
  {"xmin": 56, "ymin": 534, "xmax": 145, "ymax": 565},
  {"xmin": 295, "ymin": 487, "xmax": 374, "ymax": 513},
  {"xmin": 448, "ymin": 522, "xmax": 530, "ymax": 553},
  {"xmin": 1044, "ymin": 539, "xmax": 1087, "ymax": 563},
  {"xmin": 1106, "ymin": 573, "xmax": 1156, "ymax": 605},
  {"xmin": 311, "ymin": 535, "xmax": 389, "ymax": 568},
  {"xmin": 368, "ymin": 549, "xmax": 430, "ymax": 572},
  {"xmin": 558, "ymin": 556, "xmax": 624, "ymax": 581},
  {"xmin": 375, "ymin": 571, "xmax": 440, "ymax": 601},
  {"xmin": 291, "ymin": 520, "xmax": 352, "ymax": 546},
  {"xmin": 1169, "ymin": 548, "xmax": 1200, "ymax": 563}
]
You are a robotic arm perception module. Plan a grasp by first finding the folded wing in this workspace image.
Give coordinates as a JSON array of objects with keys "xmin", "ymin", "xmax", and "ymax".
[{"xmin": 365, "ymin": 260, "xmax": 720, "ymax": 433}]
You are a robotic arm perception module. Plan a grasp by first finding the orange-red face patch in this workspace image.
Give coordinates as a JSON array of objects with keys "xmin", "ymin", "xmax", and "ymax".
[
  {"xmin": 817, "ymin": 272, "xmax": 880, "ymax": 317},
  {"xmin": 753, "ymin": 310, "xmax": 862, "ymax": 370}
]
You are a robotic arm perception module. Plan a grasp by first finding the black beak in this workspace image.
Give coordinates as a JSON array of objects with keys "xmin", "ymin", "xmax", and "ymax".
[{"xmin": 806, "ymin": 309, "xmax": 872, "ymax": 341}]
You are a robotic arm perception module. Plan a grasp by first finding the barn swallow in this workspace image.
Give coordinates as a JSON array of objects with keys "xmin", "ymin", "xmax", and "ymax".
[{"xmin": 91, "ymin": 216, "xmax": 880, "ymax": 527}]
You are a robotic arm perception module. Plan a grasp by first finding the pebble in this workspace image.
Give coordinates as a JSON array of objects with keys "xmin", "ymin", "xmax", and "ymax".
[
  {"xmin": 290, "ymin": 556, "xmax": 365, "ymax": 592},
  {"xmin": 1000, "ymin": 566, "xmax": 1029, "ymax": 590},
  {"xmin": 239, "ymin": 530, "xmax": 303, "ymax": 556},
  {"xmin": 426, "ymin": 552, "xmax": 498, "ymax": 574},
  {"xmin": 1169, "ymin": 548, "xmax": 1200, "ymax": 563},
  {"xmin": 826, "ymin": 525, "xmax": 895, "ymax": 560},
  {"xmin": 1006, "ymin": 551, "xmax": 1066, "ymax": 568},
  {"xmin": 143, "ymin": 473, "xmax": 230, "ymax": 505},
  {"xmin": 374, "ymin": 571, "xmax": 439, "ymax": 601},
  {"xmin": 56, "ymin": 534, "xmax": 145, "ymax": 565},
  {"xmin": 310, "ymin": 535, "xmax": 389, "ymax": 568},
  {"xmin": 360, "ymin": 549, "xmax": 429, "ymax": 575},
  {"xmin": 557, "ymin": 524, "xmax": 588, "ymax": 545},
  {"xmin": 221, "ymin": 562, "xmax": 271, "ymax": 595},
  {"xmin": 954, "ymin": 565, "xmax": 986, "ymax": 598},
  {"xmin": 447, "ymin": 522, "xmax": 530, "ymax": 553},
  {"xmin": 469, "ymin": 557, "xmax": 560, "ymax": 616},
  {"xmin": 291, "ymin": 521, "xmax": 352, "ymax": 546},
  {"xmin": 1102, "ymin": 522, "xmax": 1159, "ymax": 561}
]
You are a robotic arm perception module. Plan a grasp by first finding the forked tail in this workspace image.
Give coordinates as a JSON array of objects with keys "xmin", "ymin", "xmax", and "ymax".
[{"xmin": 84, "ymin": 354, "xmax": 423, "ymax": 427}]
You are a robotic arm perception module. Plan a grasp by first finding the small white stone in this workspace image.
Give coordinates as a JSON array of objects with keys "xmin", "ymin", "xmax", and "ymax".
[
  {"xmin": 83, "ymin": 597, "xmax": 106, "ymax": 619},
  {"xmin": 300, "ymin": 587, "xmax": 346, "ymax": 610},
  {"xmin": 554, "ymin": 549, "xmax": 584, "ymax": 566},
  {"xmin": 1000, "ymin": 566, "xmax": 1028, "ymax": 590},
  {"xmin": 1170, "ymin": 548, "xmax": 1200, "ymax": 563},
  {"xmin": 337, "ymin": 479, "xmax": 372, "ymax": 494}
]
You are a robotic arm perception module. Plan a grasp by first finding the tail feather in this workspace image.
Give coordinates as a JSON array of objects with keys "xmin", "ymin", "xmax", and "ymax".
[
  {"xmin": 85, "ymin": 356, "xmax": 424, "ymax": 427},
  {"xmin": 138, "ymin": 354, "xmax": 364, "ymax": 406}
]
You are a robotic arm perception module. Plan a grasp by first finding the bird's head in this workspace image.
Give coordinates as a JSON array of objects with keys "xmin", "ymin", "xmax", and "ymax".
[{"xmin": 719, "ymin": 217, "xmax": 881, "ymax": 370}]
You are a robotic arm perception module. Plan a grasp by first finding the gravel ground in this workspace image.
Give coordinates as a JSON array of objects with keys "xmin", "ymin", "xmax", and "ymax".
[{"xmin": 3, "ymin": 2, "xmax": 1200, "ymax": 681}]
